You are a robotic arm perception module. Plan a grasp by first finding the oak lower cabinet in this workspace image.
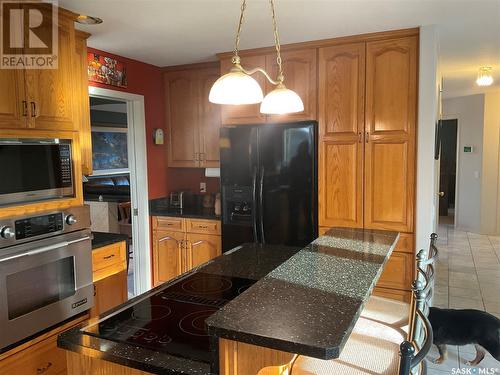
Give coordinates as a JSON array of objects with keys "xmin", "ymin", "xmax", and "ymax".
[
  {"xmin": 90, "ymin": 241, "xmax": 128, "ymax": 318},
  {"xmin": 164, "ymin": 64, "xmax": 221, "ymax": 168},
  {"xmin": 152, "ymin": 216, "xmax": 221, "ymax": 287}
]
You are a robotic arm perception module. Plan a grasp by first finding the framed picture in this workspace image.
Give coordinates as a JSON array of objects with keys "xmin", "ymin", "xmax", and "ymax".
[
  {"xmin": 88, "ymin": 53, "xmax": 127, "ymax": 88},
  {"xmin": 91, "ymin": 127, "xmax": 129, "ymax": 175}
]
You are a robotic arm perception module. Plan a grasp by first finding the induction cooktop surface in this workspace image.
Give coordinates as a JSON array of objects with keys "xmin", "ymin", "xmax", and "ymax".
[{"xmin": 82, "ymin": 272, "xmax": 256, "ymax": 363}]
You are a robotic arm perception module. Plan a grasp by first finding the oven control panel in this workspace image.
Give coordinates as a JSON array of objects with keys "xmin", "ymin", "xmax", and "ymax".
[
  {"xmin": 0, "ymin": 205, "xmax": 90, "ymax": 248},
  {"xmin": 14, "ymin": 213, "xmax": 64, "ymax": 240}
]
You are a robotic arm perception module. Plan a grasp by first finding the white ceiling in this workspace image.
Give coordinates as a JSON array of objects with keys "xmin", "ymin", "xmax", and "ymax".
[{"xmin": 59, "ymin": 0, "xmax": 500, "ymax": 98}]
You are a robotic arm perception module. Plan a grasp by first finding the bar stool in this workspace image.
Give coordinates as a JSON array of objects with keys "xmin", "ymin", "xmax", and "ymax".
[{"xmin": 291, "ymin": 274, "xmax": 433, "ymax": 375}]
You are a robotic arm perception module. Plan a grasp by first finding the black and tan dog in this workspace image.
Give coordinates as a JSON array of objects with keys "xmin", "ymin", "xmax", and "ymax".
[{"xmin": 429, "ymin": 307, "xmax": 500, "ymax": 365}]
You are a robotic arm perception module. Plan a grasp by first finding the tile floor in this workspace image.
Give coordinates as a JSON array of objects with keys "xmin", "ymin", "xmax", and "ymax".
[{"xmin": 426, "ymin": 223, "xmax": 500, "ymax": 374}]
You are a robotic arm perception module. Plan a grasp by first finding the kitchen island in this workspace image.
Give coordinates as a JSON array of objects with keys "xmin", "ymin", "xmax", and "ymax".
[{"xmin": 58, "ymin": 228, "xmax": 399, "ymax": 375}]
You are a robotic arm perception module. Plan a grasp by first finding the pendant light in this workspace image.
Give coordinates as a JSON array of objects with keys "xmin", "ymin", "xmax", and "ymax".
[{"xmin": 209, "ymin": 0, "xmax": 304, "ymax": 114}]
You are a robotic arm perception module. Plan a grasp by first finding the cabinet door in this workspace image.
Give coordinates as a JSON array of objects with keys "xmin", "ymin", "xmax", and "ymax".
[
  {"xmin": 318, "ymin": 43, "xmax": 365, "ymax": 228},
  {"xmin": 91, "ymin": 270, "xmax": 127, "ymax": 318},
  {"xmin": 74, "ymin": 32, "xmax": 92, "ymax": 175},
  {"xmin": 153, "ymin": 230, "xmax": 185, "ymax": 286},
  {"xmin": 186, "ymin": 233, "xmax": 221, "ymax": 271},
  {"xmin": 220, "ymin": 55, "xmax": 267, "ymax": 125},
  {"xmin": 198, "ymin": 67, "xmax": 221, "ymax": 167},
  {"xmin": 0, "ymin": 70, "xmax": 27, "ymax": 129},
  {"xmin": 265, "ymin": 49, "xmax": 317, "ymax": 122},
  {"xmin": 364, "ymin": 37, "xmax": 417, "ymax": 232},
  {"xmin": 25, "ymin": 17, "xmax": 75, "ymax": 130},
  {"xmin": 165, "ymin": 70, "xmax": 200, "ymax": 167}
]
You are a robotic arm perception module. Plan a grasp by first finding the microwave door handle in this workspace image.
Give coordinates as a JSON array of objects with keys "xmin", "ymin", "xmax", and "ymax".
[{"xmin": 0, "ymin": 236, "xmax": 90, "ymax": 263}]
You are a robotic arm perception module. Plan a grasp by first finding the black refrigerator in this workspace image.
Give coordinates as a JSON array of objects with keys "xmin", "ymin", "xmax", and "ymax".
[{"xmin": 220, "ymin": 121, "xmax": 317, "ymax": 252}]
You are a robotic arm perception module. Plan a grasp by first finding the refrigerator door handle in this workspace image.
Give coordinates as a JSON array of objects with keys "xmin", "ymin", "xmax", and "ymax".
[
  {"xmin": 259, "ymin": 166, "xmax": 265, "ymax": 244},
  {"xmin": 252, "ymin": 166, "xmax": 259, "ymax": 243}
]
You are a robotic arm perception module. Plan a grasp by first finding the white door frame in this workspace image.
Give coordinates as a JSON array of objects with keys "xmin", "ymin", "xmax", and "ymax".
[{"xmin": 89, "ymin": 86, "xmax": 151, "ymax": 294}]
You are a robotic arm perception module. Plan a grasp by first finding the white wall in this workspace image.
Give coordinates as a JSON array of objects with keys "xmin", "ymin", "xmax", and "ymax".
[
  {"xmin": 442, "ymin": 94, "xmax": 485, "ymax": 233},
  {"xmin": 416, "ymin": 25, "xmax": 440, "ymax": 253},
  {"xmin": 481, "ymin": 92, "xmax": 500, "ymax": 234}
]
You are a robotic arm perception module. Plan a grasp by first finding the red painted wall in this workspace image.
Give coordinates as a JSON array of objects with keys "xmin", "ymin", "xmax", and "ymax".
[
  {"xmin": 88, "ymin": 47, "xmax": 168, "ymax": 199},
  {"xmin": 167, "ymin": 168, "xmax": 220, "ymax": 195}
]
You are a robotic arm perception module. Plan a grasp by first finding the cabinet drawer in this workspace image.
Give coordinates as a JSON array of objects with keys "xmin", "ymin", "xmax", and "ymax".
[
  {"xmin": 377, "ymin": 251, "xmax": 414, "ymax": 291},
  {"xmin": 92, "ymin": 242, "xmax": 126, "ymax": 281},
  {"xmin": 155, "ymin": 216, "xmax": 184, "ymax": 232},
  {"xmin": 373, "ymin": 287, "xmax": 411, "ymax": 303},
  {"xmin": 186, "ymin": 219, "xmax": 221, "ymax": 235},
  {"xmin": 0, "ymin": 334, "xmax": 66, "ymax": 375},
  {"xmin": 394, "ymin": 233, "xmax": 414, "ymax": 254}
]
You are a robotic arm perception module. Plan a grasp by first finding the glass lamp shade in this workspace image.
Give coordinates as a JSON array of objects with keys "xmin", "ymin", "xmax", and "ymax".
[
  {"xmin": 260, "ymin": 86, "xmax": 304, "ymax": 114},
  {"xmin": 209, "ymin": 70, "xmax": 264, "ymax": 104},
  {"xmin": 476, "ymin": 74, "xmax": 494, "ymax": 86}
]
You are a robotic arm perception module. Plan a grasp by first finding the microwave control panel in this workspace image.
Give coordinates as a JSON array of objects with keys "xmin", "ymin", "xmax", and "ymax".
[{"xmin": 15, "ymin": 213, "xmax": 64, "ymax": 240}]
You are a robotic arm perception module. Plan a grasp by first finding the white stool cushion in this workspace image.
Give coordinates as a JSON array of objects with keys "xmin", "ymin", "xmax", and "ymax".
[
  {"xmin": 292, "ymin": 317, "xmax": 406, "ymax": 375},
  {"xmin": 361, "ymin": 295, "xmax": 410, "ymax": 328}
]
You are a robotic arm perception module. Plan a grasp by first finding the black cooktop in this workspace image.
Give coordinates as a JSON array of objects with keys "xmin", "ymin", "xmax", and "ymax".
[{"xmin": 82, "ymin": 272, "xmax": 256, "ymax": 363}]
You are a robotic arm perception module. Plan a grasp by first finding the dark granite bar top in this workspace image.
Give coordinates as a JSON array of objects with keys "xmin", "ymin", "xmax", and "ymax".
[
  {"xmin": 149, "ymin": 197, "xmax": 220, "ymax": 220},
  {"xmin": 91, "ymin": 231, "xmax": 129, "ymax": 250},
  {"xmin": 58, "ymin": 243, "xmax": 299, "ymax": 375},
  {"xmin": 206, "ymin": 227, "xmax": 399, "ymax": 360}
]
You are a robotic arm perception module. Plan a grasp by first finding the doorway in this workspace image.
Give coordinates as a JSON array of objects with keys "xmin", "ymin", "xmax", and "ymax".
[
  {"xmin": 88, "ymin": 87, "xmax": 151, "ymax": 295},
  {"xmin": 438, "ymin": 119, "xmax": 458, "ymax": 225}
]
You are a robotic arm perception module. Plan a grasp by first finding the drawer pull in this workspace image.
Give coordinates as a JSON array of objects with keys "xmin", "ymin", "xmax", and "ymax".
[
  {"xmin": 37, "ymin": 362, "xmax": 52, "ymax": 374},
  {"xmin": 166, "ymin": 223, "xmax": 174, "ymax": 226},
  {"xmin": 197, "ymin": 225, "xmax": 209, "ymax": 229},
  {"xmin": 103, "ymin": 254, "xmax": 115, "ymax": 260}
]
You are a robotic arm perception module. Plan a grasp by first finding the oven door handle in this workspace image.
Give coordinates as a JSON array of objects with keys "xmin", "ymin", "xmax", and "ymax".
[{"xmin": 0, "ymin": 236, "xmax": 90, "ymax": 263}]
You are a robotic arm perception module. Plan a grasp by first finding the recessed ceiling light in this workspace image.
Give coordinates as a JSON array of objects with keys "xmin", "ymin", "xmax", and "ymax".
[
  {"xmin": 76, "ymin": 15, "xmax": 103, "ymax": 25},
  {"xmin": 476, "ymin": 66, "xmax": 494, "ymax": 86}
]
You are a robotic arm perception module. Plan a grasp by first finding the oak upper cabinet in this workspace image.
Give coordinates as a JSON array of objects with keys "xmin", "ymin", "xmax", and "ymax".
[
  {"xmin": 152, "ymin": 229, "xmax": 185, "ymax": 286},
  {"xmin": 25, "ymin": 16, "xmax": 76, "ymax": 130},
  {"xmin": 265, "ymin": 48, "xmax": 317, "ymax": 122},
  {"xmin": 220, "ymin": 55, "xmax": 267, "ymax": 125},
  {"xmin": 165, "ymin": 65, "xmax": 221, "ymax": 168},
  {"xmin": 165, "ymin": 70, "xmax": 200, "ymax": 167},
  {"xmin": 74, "ymin": 31, "xmax": 92, "ymax": 175},
  {"xmin": 364, "ymin": 36, "xmax": 417, "ymax": 232},
  {"xmin": 318, "ymin": 43, "xmax": 365, "ymax": 228},
  {"xmin": 198, "ymin": 67, "xmax": 222, "ymax": 167},
  {"xmin": 186, "ymin": 233, "xmax": 222, "ymax": 269},
  {"xmin": 0, "ymin": 70, "xmax": 27, "ymax": 129}
]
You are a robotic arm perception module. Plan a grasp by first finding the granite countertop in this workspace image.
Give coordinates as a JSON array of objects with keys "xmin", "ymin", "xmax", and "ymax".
[
  {"xmin": 91, "ymin": 231, "xmax": 129, "ymax": 250},
  {"xmin": 149, "ymin": 197, "xmax": 220, "ymax": 220},
  {"xmin": 58, "ymin": 243, "xmax": 300, "ymax": 375},
  {"xmin": 58, "ymin": 228, "xmax": 398, "ymax": 374},
  {"xmin": 206, "ymin": 227, "xmax": 399, "ymax": 359}
]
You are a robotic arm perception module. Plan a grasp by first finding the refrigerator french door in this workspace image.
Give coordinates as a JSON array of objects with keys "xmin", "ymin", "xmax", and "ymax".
[{"xmin": 220, "ymin": 121, "xmax": 317, "ymax": 252}]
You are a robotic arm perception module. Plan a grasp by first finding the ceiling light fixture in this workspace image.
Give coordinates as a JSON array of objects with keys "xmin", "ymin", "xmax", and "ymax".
[
  {"xmin": 76, "ymin": 15, "xmax": 103, "ymax": 25},
  {"xmin": 476, "ymin": 66, "xmax": 494, "ymax": 86},
  {"xmin": 209, "ymin": 0, "xmax": 304, "ymax": 114}
]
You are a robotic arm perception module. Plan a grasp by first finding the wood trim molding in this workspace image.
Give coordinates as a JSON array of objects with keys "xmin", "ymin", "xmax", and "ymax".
[
  {"xmin": 75, "ymin": 30, "xmax": 91, "ymax": 40},
  {"xmin": 216, "ymin": 27, "xmax": 420, "ymax": 59},
  {"xmin": 162, "ymin": 61, "xmax": 220, "ymax": 72}
]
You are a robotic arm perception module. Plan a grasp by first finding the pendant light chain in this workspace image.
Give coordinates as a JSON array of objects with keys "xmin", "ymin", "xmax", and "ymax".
[
  {"xmin": 233, "ymin": 0, "xmax": 247, "ymax": 64},
  {"xmin": 269, "ymin": 0, "xmax": 284, "ymax": 84}
]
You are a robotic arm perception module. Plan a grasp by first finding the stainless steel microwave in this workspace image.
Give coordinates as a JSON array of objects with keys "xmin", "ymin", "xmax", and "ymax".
[{"xmin": 0, "ymin": 138, "xmax": 74, "ymax": 206}]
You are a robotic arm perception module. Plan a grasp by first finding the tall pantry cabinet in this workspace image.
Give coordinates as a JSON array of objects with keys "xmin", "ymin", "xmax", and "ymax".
[{"xmin": 318, "ymin": 34, "xmax": 418, "ymax": 301}]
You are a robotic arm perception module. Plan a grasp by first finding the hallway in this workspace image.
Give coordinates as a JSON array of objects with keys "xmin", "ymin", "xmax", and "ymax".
[{"xmin": 426, "ymin": 224, "xmax": 500, "ymax": 374}]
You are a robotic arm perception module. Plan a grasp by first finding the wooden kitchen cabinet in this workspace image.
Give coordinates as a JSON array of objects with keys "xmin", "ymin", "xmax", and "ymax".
[
  {"xmin": 186, "ymin": 233, "xmax": 221, "ymax": 270},
  {"xmin": 318, "ymin": 43, "xmax": 365, "ymax": 229},
  {"xmin": 364, "ymin": 36, "xmax": 417, "ymax": 233},
  {"xmin": 152, "ymin": 216, "xmax": 222, "ymax": 287},
  {"xmin": 265, "ymin": 48, "xmax": 317, "ymax": 122},
  {"xmin": 220, "ymin": 55, "xmax": 267, "ymax": 125},
  {"xmin": 90, "ymin": 241, "xmax": 128, "ymax": 318},
  {"xmin": 0, "ymin": 70, "xmax": 27, "ymax": 129},
  {"xmin": 74, "ymin": 31, "xmax": 92, "ymax": 175},
  {"xmin": 152, "ymin": 230, "xmax": 185, "ymax": 286}
]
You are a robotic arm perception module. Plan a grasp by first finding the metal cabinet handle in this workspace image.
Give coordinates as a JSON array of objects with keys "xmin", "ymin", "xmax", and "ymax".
[
  {"xmin": 103, "ymin": 254, "xmax": 115, "ymax": 260},
  {"xmin": 197, "ymin": 225, "xmax": 208, "ymax": 229},
  {"xmin": 358, "ymin": 131, "xmax": 362, "ymax": 143},
  {"xmin": 22, "ymin": 100, "xmax": 28, "ymax": 116},
  {"xmin": 365, "ymin": 131, "xmax": 370, "ymax": 143},
  {"xmin": 36, "ymin": 362, "xmax": 53, "ymax": 374},
  {"xmin": 30, "ymin": 101, "xmax": 37, "ymax": 117}
]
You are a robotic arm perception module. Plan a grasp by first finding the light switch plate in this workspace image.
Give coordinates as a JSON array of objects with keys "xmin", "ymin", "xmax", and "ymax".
[{"xmin": 200, "ymin": 182, "xmax": 207, "ymax": 193}]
